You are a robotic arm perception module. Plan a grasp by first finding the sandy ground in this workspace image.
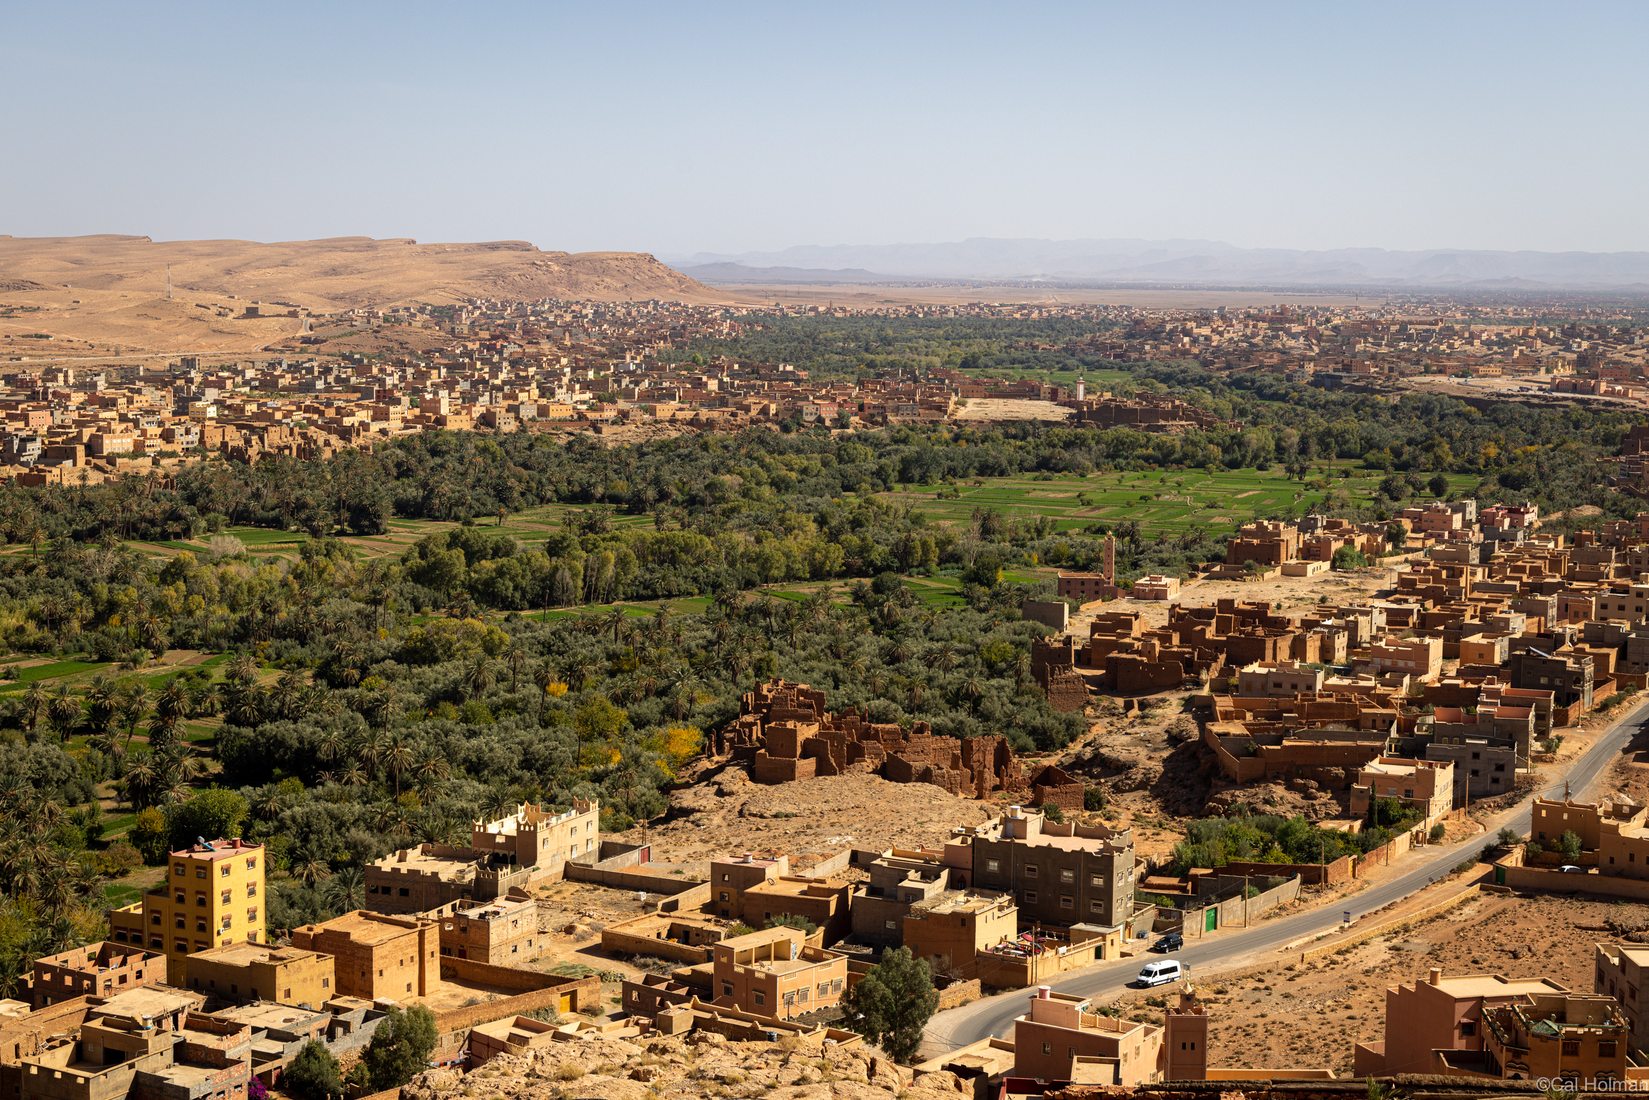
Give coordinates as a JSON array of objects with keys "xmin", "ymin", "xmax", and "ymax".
[
  {"xmin": 614, "ymin": 767, "xmax": 995, "ymax": 869},
  {"xmin": 0, "ymin": 235, "xmax": 714, "ymax": 357},
  {"xmin": 1102, "ymin": 892, "xmax": 1640, "ymax": 1075},
  {"xmin": 953, "ymin": 398, "xmax": 1070, "ymax": 422}
]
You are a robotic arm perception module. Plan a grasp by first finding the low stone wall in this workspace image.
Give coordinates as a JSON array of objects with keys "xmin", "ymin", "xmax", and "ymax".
[
  {"xmin": 431, "ymin": 971, "xmax": 601, "ymax": 1035},
  {"xmin": 1221, "ymin": 856, "xmax": 1353, "ymax": 887},
  {"xmin": 564, "ymin": 862, "xmax": 705, "ymax": 896},
  {"xmin": 1497, "ymin": 860, "xmax": 1649, "ymax": 900},
  {"xmin": 935, "ymin": 977, "xmax": 982, "ymax": 1012}
]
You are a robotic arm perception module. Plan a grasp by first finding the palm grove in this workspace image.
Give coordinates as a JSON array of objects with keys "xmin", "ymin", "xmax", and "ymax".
[{"xmin": 0, "ymin": 336, "xmax": 1637, "ymax": 1010}]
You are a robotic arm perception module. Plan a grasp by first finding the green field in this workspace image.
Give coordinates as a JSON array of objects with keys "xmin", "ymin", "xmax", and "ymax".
[
  {"xmin": 960, "ymin": 365, "xmax": 1135, "ymax": 390},
  {"xmin": 128, "ymin": 504, "xmax": 653, "ymax": 563},
  {"xmin": 885, "ymin": 467, "xmax": 1478, "ymax": 536},
  {"xmin": 0, "ymin": 658, "xmax": 107, "ymax": 692}
]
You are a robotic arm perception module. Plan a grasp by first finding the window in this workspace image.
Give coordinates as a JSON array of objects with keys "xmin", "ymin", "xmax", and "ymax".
[
  {"xmin": 1042, "ymin": 1042, "xmax": 1051, "ymax": 1055},
  {"xmin": 1460, "ymin": 1021, "xmax": 1476, "ymax": 1037},
  {"xmin": 1059, "ymin": 869, "xmax": 1074, "ymax": 884},
  {"xmin": 1024, "ymin": 865, "xmax": 1039, "ymax": 878},
  {"xmin": 220, "ymin": 890, "xmax": 232, "ymax": 905},
  {"xmin": 1025, "ymin": 891, "xmax": 1038, "ymax": 904},
  {"xmin": 1601, "ymin": 1041, "xmax": 1618, "ymax": 1058},
  {"xmin": 246, "ymin": 858, "xmax": 257, "ymax": 871},
  {"xmin": 173, "ymin": 863, "xmax": 185, "ymax": 877},
  {"xmin": 1060, "ymin": 895, "xmax": 1074, "ymax": 909},
  {"xmin": 1090, "ymin": 900, "xmax": 1105, "ymax": 913},
  {"xmin": 1089, "ymin": 874, "xmax": 1106, "ymax": 888},
  {"xmin": 884, "ymin": 920, "xmax": 897, "ymax": 931},
  {"xmin": 755, "ymin": 992, "xmax": 765, "ymax": 1006},
  {"xmin": 246, "ymin": 884, "xmax": 257, "ymax": 897},
  {"xmin": 196, "ymin": 868, "xmax": 207, "ymax": 879},
  {"xmin": 984, "ymin": 859, "xmax": 1000, "ymax": 874},
  {"xmin": 220, "ymin": 864, "xmax": 230, "ymax": 877},
  {"xmin": 1562, "ymin": 1040, "xmax": 1580, "ymax": 1057}
]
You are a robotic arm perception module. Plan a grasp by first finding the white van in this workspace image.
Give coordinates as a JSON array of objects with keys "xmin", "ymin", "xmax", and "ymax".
[{"xmin": 1137, "ymin": 959, "xmax": 1184, "ymax": 987}]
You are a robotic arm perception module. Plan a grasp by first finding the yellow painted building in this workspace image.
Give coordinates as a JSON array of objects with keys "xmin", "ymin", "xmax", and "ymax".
[
  {"xmin": 183, "ymin": 942, "xmax": 335, "ymax": 1009},
  {"xmin": 109, "ymin": 839, "xmax": 265, "ymax": 981}
]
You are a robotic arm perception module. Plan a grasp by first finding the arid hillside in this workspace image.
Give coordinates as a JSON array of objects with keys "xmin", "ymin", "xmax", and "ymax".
[{"xmin": 0, "ymin": 234, "xmax": 718, "ymax": 358}]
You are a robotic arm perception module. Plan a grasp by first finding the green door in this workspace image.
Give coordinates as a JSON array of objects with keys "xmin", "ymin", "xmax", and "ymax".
[{"xmin": 1204, "ymin": 908, "xmax": 1218, "ymax": 932}]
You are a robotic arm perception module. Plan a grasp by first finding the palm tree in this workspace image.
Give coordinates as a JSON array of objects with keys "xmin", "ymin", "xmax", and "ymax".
[
  {"xmin": 413, "ymin": 750, "xmax": 450, "ymax": 798},
  {"xmin": 116, "ymin": 684, "xmax": 148, "ymax": 750},
  {"xmin": 506, "ymin": 645, "xmax": 527, "ymax": 694},
  {"xmin": 251, "ymin": 786, "xmax": 283, "ymax": 823},
  {"xmin": 84, "ymin": 675, "xmax": 118, "ymax": 734},
  {"xmin": 323, "ymin": 867, "xmax": 364, "ymax": 913},
  {"xmin": 462, "ymin": 657, "xmax": 494, "ymax": 702},
  {"xmin": 294, "ymin": 858, "xmax": 332, "ymax": 888},
  {"xmin": 383, "ymin": 735, "xmax": 414, "ymax": 797},
  {"xmin": 21, "ymin": 683, "xmax": 45, "ymax": 736},
  {"xmin": 227, "ymin": 652, "xmax": 258, "ymax": 685},
  {"xmin": 46, "ymin": 687, "xmax": 80, "ymax": 741}
]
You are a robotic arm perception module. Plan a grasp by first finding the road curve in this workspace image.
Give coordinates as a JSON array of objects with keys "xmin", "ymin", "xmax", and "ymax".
[{"xmin": 924, "ymin": 694, "xmax": 1649, "ymax": 1053}]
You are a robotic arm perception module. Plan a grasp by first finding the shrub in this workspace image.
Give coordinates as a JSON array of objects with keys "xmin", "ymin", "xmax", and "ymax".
[
  {"xmin": 361, "ymin": 1005, "xmax": 438, "ymax": 1091},
  {"xmin": 284, "ymin": 1041, "xmax": 343, "ymax": 1100}
]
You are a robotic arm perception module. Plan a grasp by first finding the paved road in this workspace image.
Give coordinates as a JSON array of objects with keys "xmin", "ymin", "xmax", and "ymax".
[{"xmin": 924, "ymin": 694, "xmax": 1649, "ymax": 1053}]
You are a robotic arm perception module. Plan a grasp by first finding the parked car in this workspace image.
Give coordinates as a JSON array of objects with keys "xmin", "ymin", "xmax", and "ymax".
[
  {"xmin": 1149, "ymin": 932, "xmax": 1183, "ymax": 953},
  {"xmin": 1136, "ymin": 959, "xmax": 1184, "ymax": 987},
  {"xmin": 1559, "ymin": 864, "xmax": 1584, "ymax": 873}
]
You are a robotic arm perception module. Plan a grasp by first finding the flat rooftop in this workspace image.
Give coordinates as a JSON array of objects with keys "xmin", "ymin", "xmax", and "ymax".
[
  {"xmin": 372, "ymin": 849, "xmax": 480, "ymax": 880},
  {"xmin": 192, "ymin": 941, "xmax": 323, "ymax": 966},
  {"xmin": 1425, "ymin": 974, "xmax": 1568, "ymax": 999},
  {"xmin": 300, "ymin": 912, "xmax": 425, "ymax": 946},
  {"xmin": 94, "ymin": 986, "xmax": 202, "ymax": 1021},
  {"xmin": 171, "ymin": 839, "xmax": 261, "ymax": 862},
  {"xmin": 212, "ymin": 1001, "xmax": 326, "ymax": 1031},
  {"xmin": 915, "ymin": 890, "xmax": 1011, "ymax": 917}
]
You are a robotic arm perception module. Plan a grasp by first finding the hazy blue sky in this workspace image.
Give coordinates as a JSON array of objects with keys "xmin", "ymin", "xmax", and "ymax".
[{"xmin": 3, "ymin": 1, "xmax": 1646, "ymax": 256}]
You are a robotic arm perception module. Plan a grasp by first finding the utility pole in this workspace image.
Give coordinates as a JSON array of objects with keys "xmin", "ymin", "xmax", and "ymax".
[{"xmin": 165, "ymin": 265, "xmax": 172, "ymax": 301}]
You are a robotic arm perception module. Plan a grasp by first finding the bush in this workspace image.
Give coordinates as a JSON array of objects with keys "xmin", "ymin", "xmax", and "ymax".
[
  {"xmin": 1084, "ymin": 786, "xmax": 1107, "ymax": 812},
  {"xmin": 1042, "ymin": 803, "xmax": 1065, "ymax": 824},
  {"xmin": 361, "ymin": 1005, "xmax": 438, "ymax": 1090},
  {"xmin": 283, "ymin": 1041, "xmax": 342, "ymax": 1100},
  {"xmin": 97, "ymin": 841, "xmax": 143, "ymax": 877},
  {"xmin": 130, "ymin": 808, "xmax": 169, "ymax": 865},
  {"xmin": 1331, "ymin": 546, "xmax": 1370, "ymax": 570},
  {"xmin": 165, "ymin": 788, "xmax": 250, "ymax": 851},
  {"xmin": 1558, "ymin": 830, "xmax": 1583, "ymax": 863},
  {"xmin": 1428, "ymin": 823, "xmax": 1446, "ymax": 843},
  {"xmin": 764, "ymin": 912, "xmax": 817, "ymax": 935}
]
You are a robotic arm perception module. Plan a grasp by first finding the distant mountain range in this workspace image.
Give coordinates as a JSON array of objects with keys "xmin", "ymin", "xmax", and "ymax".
[{"xmin": 675, "ymin": 238, "xmax": 1649, "ymax": 291}]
